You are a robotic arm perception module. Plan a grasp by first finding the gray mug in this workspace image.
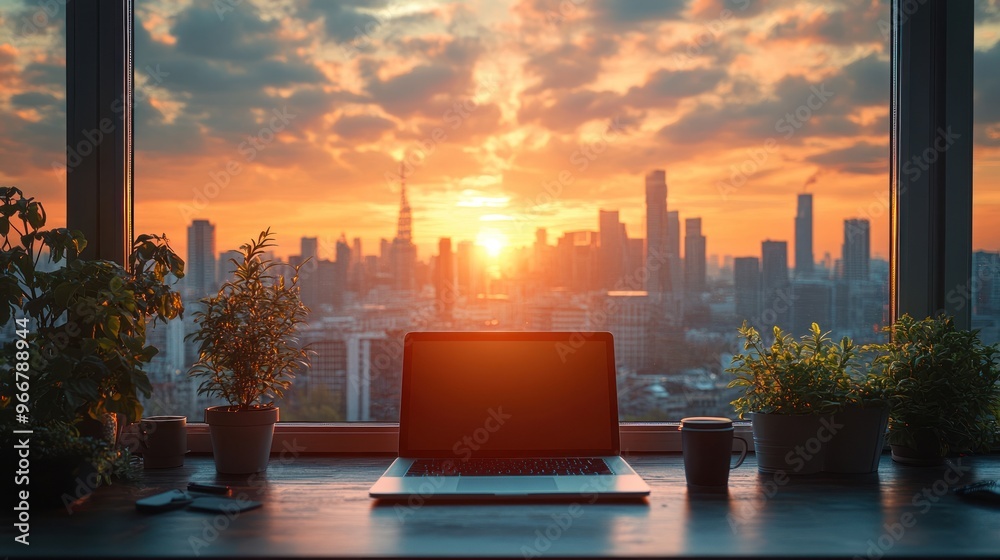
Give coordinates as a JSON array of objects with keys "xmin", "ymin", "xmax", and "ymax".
[{"xmin": 680, "ymin": 417, "xmax": 749, "ymax": 487}]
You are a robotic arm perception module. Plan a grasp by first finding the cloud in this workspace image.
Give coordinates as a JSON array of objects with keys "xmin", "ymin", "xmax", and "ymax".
[
  {"xmin": 10, "ymin": 91, "xmax": 58, "ymax": 108},
  {"xmin": 975, "ymin": 42, "xmax": 1000, "ymax": 124},
  {"xmin": 170, "ymin": 3, "xmax": 283, "ymax": 61},
  {"xmin": 523, "ymin": 37, "xmax": 617, "ymax": 93},
  {"xmin": 766, "ymin": 1, "xmax": 888, "ymax": 48},
  {"xmin": 625, "ymin": 68, "xmax": 727, "ymax": 107},
  {"xmin": 332, "ymin": 113, "xmax": 396, "ymax": 142},
  {"xmin": 590, "ymin": 0, "xmax": 688, "ymax": 26},
  {"xmin": 519, "ymin": 89, "xmax": 623, "ymax": 132},
  {"xmin": 806, "ymin": 141, "xmax": 887, "ymax": 174},
  {"xmin": 297, "ymin": 0, "xmax": 393, "ymax": 43},
  {"xmin": 689, "ymin": 0, "xmax": 771, "ymax": 20},
  {"xmin": 363, "ymin": 37, "xmax": 482, "ymax": 117}
]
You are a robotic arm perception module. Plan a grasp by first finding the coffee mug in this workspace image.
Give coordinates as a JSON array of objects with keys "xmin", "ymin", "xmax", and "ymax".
[
  {"xmin": 680, "ymin": 417, "xmax": 749, "ymax": 487},
  {"xmin": 137, "ymin": 416, "xmax": 187, "ymax": 469}
]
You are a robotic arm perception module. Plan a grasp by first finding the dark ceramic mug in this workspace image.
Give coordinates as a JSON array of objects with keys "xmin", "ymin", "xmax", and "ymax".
[
  {"xmin": 680, "ymin": 417, "xmax": 749, "ymax": 487},
  {"xmin": 138, "ymin": 415, "xmax": 187, "ymax": 469}
]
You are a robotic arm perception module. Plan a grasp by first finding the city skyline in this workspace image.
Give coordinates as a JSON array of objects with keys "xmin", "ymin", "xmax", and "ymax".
[
  {"xmin": 183, "ymin": 168, "xmax": 886, "ymax": 324},
  {"xmin": 183, "ymin": 180, "xmax": 885, "ymax": 284},
  {"xmin": 5, "ymin": 1, "xmax": 1000, "ymax": 267}
]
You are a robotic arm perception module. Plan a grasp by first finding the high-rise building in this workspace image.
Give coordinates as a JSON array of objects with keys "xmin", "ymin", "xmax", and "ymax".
[
  {"xmin": 762, "ymin": 240, "xmax": 791, "ymax": 329},
  {"xmin": 456, "ymin": 240, "xmax": 473, "ymax": 297},
  {"xmin": 334, "ymin": 234, "xmax": 351, "ymax": 306},
  {"xmin": 557, "ymin": 231, "xmax": 599, "ymax": 292},
  {"xmin": 378, "ymin": 238, "xmax": 391, "ymax": 273},
  {"xmin": 791, "ymin": 280, "xmax": 833, "ymax": 336},
  {"xmin": 667, "ymin": 210, "xmax": 680, "ymax": 258},
  {"xmin": 599, "ymin": 209, "xmax": 626, "ymax": 289},
  {"xmin": 533, "ymin": 228, "xmax": 554, "ymax": 287},
  {"xmin": 667, "ymin": 210, "xmax": 682, "ymax": 296},
  {"xmin": 298, "ymin": 236, "xmax": 321, "ymax": 310},
  {"xmin": 645, "ymin": 170, "xmax": 668, "ymax": 293},
  {"xmin": 734, "ymin": 257, "xmax": 762, "ymax": 326},
  {"xmin": 186, "ymin": 219, "xmax": 216, "ymax": 300},
  {"xmin": 436, "ymin": 238, "xmax": 454, "ymax": 320},
  {"xmin": 973, "ymin": 251, "xmax": 1000, "ymax": 316},
  {"xmin": 684, "ymin": 218, "xmax": 707, "ymax": 294},
  {"xmin": 626, "ymin": 237, "xmax": 645, "ymax": 290},
  {"xmin": 391, "ymin": 162, "xmax": 417, "ymax": 291},
  {"xmin": 301, "ymin": 237, "xmax": 319, "ymax": 262},
  {"xmin": 842, "ymin": 218, "xmax": 870, "ymax": 282},
  {"xmin": 216, "ymin": 249, "xmax": 242, "ymax": 285},
  {"xmin": 795, "ymin": 193, "xmax": 814, "ymax": 278}
]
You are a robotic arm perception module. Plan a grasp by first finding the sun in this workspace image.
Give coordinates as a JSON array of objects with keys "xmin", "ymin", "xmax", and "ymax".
[{"xmin": 476, "ymin": 230, "xmax": 507, "ymax": 258}]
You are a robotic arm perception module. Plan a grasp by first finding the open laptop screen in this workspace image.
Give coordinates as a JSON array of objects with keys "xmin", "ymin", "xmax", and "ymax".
[{"xmin": 399, "ymin": 332, "xmax": 619, "ymax": 457}]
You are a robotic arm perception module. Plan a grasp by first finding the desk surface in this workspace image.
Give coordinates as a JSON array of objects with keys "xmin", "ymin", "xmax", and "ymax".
[{"xmin": 9, "ymin": 453, "xmax": 1000, "ymax": 558}]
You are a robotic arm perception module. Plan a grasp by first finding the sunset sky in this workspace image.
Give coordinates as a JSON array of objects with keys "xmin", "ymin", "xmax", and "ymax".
[{"xmin": 2, "ymin": 0, "xmax": 1000, "ymax": 266}]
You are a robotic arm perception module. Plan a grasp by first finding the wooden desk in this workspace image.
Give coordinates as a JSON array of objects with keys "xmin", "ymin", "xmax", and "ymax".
[{"xmin": 10, "ymin": 454, "xmax": 1000, "ymax": 558}]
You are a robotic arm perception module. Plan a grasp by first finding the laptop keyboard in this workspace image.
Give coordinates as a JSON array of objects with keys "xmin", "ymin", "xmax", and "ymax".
[{"xmin": 404, "ymin": 457, "xmax": 613, "ymax": 477}]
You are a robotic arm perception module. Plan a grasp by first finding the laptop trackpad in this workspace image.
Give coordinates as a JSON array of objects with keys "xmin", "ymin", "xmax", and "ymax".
[{"xmin": 457, "ymin": 477, "xmax": 558, "ymax": 494}]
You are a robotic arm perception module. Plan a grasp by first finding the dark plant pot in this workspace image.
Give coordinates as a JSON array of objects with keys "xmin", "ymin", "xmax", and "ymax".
[
  {"xmin": 890, "ymin": 428, "xmax": 944, "ymax": 466},
  {"xmin": 824, "ymin": 406, "xmax": 889, "ymax": 474},
  {"xmin": 750, "ymin": 413, "xmax": 826, "ymax": 474},
  {"xmin": 205, "ymin": 406, "xmax": 279, "ymax": 474}
]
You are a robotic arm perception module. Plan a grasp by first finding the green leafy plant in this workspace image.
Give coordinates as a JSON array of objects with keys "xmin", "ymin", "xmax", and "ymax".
[
  {"xmin": 867, "ymin": 314, "xmax": 1000, "ymax": 455},
  {"xmin": 0, "ymin": 186, "xmax": 184, "ymax": 429},
  {"xmin": 727, "ymin": 322, "xmax": 874, "ymax": 418},
  {"xmin": 187, "ymin": 229, "xmax": 310, "ymax": 411}
]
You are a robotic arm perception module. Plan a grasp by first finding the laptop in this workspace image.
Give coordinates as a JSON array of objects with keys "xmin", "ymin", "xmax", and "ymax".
[{"xmin": 368, "ymin": 331, "xmax": 651, "ymax": 500}]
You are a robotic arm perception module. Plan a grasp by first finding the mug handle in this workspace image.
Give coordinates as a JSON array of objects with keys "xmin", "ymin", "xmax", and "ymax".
[
  {"xmin": 137, "ymin": 421, "xmax": 153, "ymax": 453},
  {"xmin": 731, "ymin": 436, "xmax": 749, "ymax": 469}
]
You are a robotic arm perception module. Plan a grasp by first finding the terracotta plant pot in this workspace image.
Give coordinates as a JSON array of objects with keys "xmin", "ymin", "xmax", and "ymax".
[
  {"xmin": 204, "ymin": 406, "xmax": 279, "ymax": 474},
  {"xmin": 824, "ymin": 406, "xmax": 889, "ymax": 474}
]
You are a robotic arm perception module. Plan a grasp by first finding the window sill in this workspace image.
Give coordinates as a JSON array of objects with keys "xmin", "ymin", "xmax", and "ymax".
[{"xmin": 183, "ymin": 422, "xmax": 755, "ymax": 454}]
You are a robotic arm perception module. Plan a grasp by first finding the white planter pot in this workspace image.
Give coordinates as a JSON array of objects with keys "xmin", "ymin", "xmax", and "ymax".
[{"xmin": 204, "ymin": 406, "xmax": 279, "ymax": 474}]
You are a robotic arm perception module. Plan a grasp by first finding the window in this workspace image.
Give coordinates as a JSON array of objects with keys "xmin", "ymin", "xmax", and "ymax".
[
  {"xmin": 122, "ymin": 0, "xmax": 895, "ymax": 423},
  {"xmin": 7, "ymin": 1, "xmax": 975, "ymax": 441},
  {"xmin": 0, "ymin": 0, "xmax": 66, "ymax": 337},
  {"xmin": 973, "ymin": 0, "xmax": 1000, "ymax": 344},
  {"xmin": 0, "ymin": 1, "xmax": 66, "ymax": 231}
]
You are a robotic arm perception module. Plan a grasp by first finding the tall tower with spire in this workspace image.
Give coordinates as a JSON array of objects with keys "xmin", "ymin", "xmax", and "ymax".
[
  {"xmin": 391, "ymin": 160, "xmax": 417, "ymax": 292},
  {"xmin": 396, "ymin": 161, "xmax": 412, "ymax": 242}
]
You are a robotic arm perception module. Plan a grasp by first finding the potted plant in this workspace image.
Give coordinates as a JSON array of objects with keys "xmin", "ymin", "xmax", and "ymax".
[
  {"xmin": 187, "ymin": 229, "xmax": 310, "ymax": 474},
  {"xmin": 727, "ymin": 322, "xmax": 888, "ymax": 474},
  {"xmin": 867, "ymin": 314, "xmax": 1000, "ymax": 466},
  {"xmin": 0, "ymin": 186, "xmax": 183, "ymax": 503}
]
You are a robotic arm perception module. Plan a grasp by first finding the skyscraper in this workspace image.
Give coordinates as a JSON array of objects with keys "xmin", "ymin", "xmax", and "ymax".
[
  {"xmin": 599, "ymin": 209, "xmax": 626, "ymax": 289},
  {"xmin": 973, "ymin": 251, "xmax": 1000, "ymax": 316},
  {"xmin": 335, "ymin": 234, "xmax": 351, "ymax": 303},
  {"xmin": 762, "ymin": 240, "xmax": 790, "ymax": 329},
  {"xmin": 186, "ymin": 219, "xmax": 216, "ymax": 300},
  {"xmin": 216, "ymin": 249, "xmax": 242, "ymax": 284},
  {"xmin": 684, "ymin": 217, "xmax": 706, "ymax": 294},
  {"xmin": 842, "ymin": 218, "xmax": 870, "ymax": 282},
  {"xmin": 667, "ymin": 210, "xmax": 681, "ymax": 296},
  {"xmin": 436, "ymin": 238, "xmax": 454, "ymax": 320},
  {"xmin": 645, "ymin": 170, "xmax": 668, "ymax": 293},
  {"xmin": 795, "ymin": 193, "xmax": 814, "ymax": 278},
  {"xmin": 391, "ymin": 161, "xmax": 417, "ymax": 291},
  {"xmin": 734, "ymin": 257, "xmax": 761, "ymax": 326},
  {"xmin": 667, "ymin": 210, "xmax": 680, "ymax": 258},
  {"xmin": 298, "ymin": 236, "xmax": 321, "ymax": 310}
]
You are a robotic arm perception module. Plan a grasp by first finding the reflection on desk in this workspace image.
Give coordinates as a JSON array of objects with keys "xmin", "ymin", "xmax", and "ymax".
[{"xmin": 13, "ymin": 454, "xmax": 1000, "ymax": 558}]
